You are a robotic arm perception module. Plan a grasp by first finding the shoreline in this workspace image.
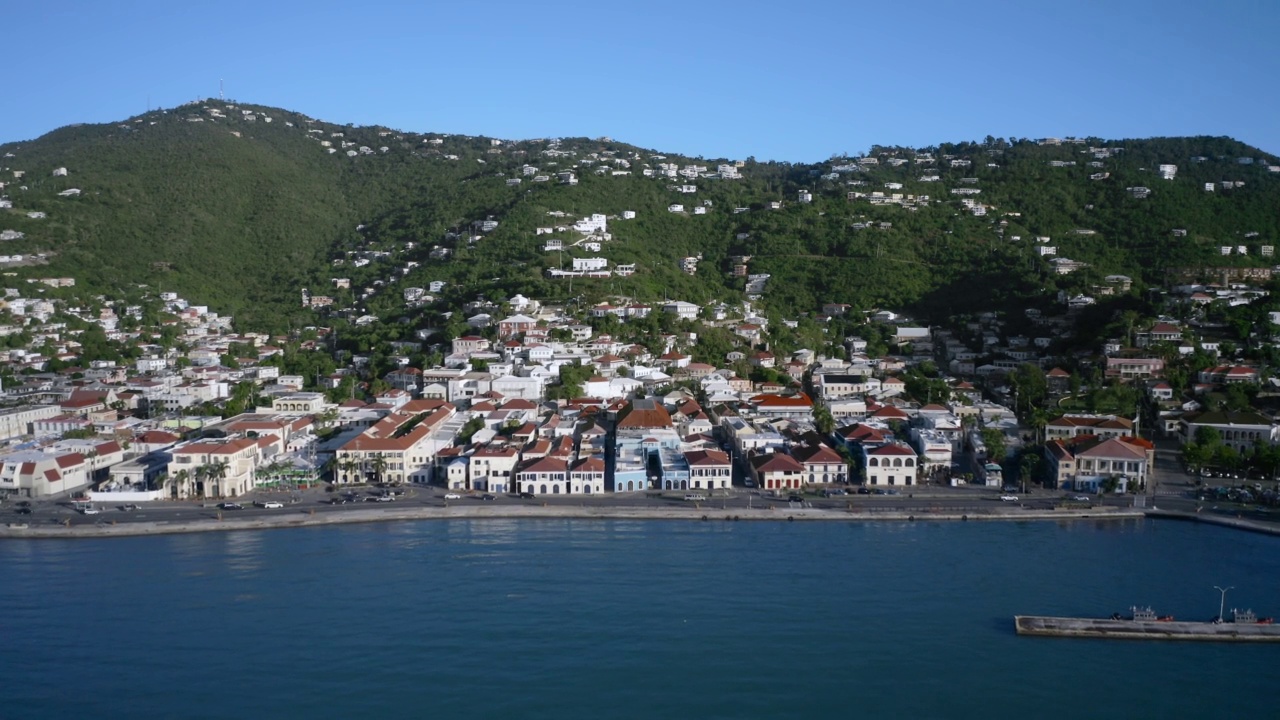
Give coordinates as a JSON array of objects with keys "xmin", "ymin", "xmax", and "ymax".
[
  {"xmin": 1143, "ymin": 508, "xmax": 1280, "ymax": 537},
  {"xmin": 0, "ymin": 505, "xmax": 1148, "ymax": 539}
]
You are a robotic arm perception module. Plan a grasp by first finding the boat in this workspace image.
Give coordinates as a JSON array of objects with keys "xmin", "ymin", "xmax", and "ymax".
[{"xmin": 1015, "ymin": 606, "xmax": 1280, "ymax": 642}]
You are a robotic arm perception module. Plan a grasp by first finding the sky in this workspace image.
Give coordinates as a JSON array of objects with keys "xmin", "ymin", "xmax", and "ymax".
[{"xmin": 4, "ymin": 0, "xmax": 1278, "ymax": 162}]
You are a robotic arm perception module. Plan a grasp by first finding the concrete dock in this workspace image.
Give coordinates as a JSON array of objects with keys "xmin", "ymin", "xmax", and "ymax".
[{"xmin": 1015, "ymin": 615, "xmax": 1280, "ymax": 642}]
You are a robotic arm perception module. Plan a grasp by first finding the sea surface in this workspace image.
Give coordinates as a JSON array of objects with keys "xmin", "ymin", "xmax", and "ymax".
[{"xmin": 3, "ymin": 517, "xmax": 1278, "ymax": 719}]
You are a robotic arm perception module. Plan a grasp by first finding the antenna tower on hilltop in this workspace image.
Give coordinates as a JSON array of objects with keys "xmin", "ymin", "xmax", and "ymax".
[{"xmin": 219, "ymin": 79, "xmax": 225, "ymax": 101}]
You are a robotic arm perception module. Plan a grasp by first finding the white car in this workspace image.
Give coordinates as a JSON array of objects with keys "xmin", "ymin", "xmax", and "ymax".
[
  {"xmin": 443, "ymin": 493, "xmax": 462, "ymax": 500},
  {"xmin": 80, "ymin": 506, "xmax": 100, "ymax": 515},
  {"xmin": 257, "ymin": 500, "xmax": 284, "ymax": 509},
  {"xmin": 999, "ymin": 495, "xmax": 1019, "ymax": 502},
  {"xmin": 1072, "ymin": 495, "xmax": 1092, "ymax": 502}
]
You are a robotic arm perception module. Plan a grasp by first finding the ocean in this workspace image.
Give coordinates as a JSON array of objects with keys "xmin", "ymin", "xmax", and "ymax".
[{"xmin": 4, "ymin": 517, "xmax": 1278, "ymax": 719}]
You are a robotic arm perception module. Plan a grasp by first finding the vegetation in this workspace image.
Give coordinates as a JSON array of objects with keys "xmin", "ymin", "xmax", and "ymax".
[{"xmin": 3, "ymin": 104, "xmax": 1278, "ymax": 339}]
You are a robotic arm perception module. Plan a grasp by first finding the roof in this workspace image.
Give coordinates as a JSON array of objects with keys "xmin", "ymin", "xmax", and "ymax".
[
  {"xmin": 570, "ymin": 456, "xmax": 607, "ymax": 473},
  {"xmin": 517, "ymin": 456, "xmax": 568, "ymax": 474},
  {"xmin": 867, "ymin": 444, "xmax": 917, "ymax": 457},
  {"xmin": 617, "ymin": 399, "xmax": 674, "ymax": 429},
  {"xmin": 749, "ymin": 453, "xmax": 804, "ymax": 473},
  {"xmin": 792, "ymin": 445, "xmax": 843, "ymax": 465},
  {"xmin": 684, "ymin": 449, "xmax": 731, "ymax": 466},
  {"xmin": 1075, "ymin": 437, "xmax": 1147, "ymax": 460}
]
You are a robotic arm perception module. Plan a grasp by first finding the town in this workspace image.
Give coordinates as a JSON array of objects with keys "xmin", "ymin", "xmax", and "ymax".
[{"xmin": 2, "ymin": 111, "xmax": 1279, "ymax": 528}]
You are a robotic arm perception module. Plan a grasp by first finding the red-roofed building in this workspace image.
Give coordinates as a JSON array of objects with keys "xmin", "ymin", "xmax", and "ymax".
[
  {"xmin": 749, "ymin": 451, "xmax": 804, "ymax": 490},
  {"xmin": 569, "ymin": 455, "xmax": 606, "ymax": 494},
  {"xmin": 683, "ymin": 449, "xmax": 731, "ymax": 490},
  {"xmin": 748, "ymin": 392, "xmax": 814, "ymax": 419},
  {"xmin": 793, "ymin": 444, "xmax": 847, "ymax": 484},
  {"xmin": 334, "ymin": 400, "xmax": 458, "ymax": 485},
  {"xmin": 516, "ymin": 456, "xmax": 569, "ymax": 495},
  {"xmin": 166, "ymin": 438, "xmax": 262, "ymax": 498}
]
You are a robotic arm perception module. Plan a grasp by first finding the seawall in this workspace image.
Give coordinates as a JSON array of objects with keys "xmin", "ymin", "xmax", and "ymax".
[{"xmin": 0, "ymin": 505, "xmax": 1146, "ymax": 540}]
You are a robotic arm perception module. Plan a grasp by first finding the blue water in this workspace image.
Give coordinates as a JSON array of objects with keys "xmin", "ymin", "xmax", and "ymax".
[{"xmin": 3, "ymin": 518, "xmax": 1278, "ymax": 719}]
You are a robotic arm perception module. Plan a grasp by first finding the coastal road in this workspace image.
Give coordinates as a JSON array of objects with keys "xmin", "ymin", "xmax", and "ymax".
[{"xmin": 6, "ymin": 484, "xmax": 1152, "ymax": 529}]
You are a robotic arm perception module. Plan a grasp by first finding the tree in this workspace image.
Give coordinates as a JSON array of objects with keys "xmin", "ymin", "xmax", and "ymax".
[
  {"xmin": 980, "ymin": 428, "xmax": 1007, "ymax": 463},
  {"xmin": 1019, "ymin": 452, "xmax": 1041, "ymax": 494},
  {"xmin": 813, "ymin": 402, "xmax": 835, "ymax": 436},
  {"xmin": 1011, "ymin": 363, "xmax": 1047, "ymax": 420},
  {"xmin": 370, "ymin": 454, "xmax": 388, "ymax": 485}
]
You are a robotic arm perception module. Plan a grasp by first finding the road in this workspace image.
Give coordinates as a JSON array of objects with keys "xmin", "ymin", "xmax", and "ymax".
[{"xmin": 3, "ymin": 482, "xmax": 1155, "ymax": 530}]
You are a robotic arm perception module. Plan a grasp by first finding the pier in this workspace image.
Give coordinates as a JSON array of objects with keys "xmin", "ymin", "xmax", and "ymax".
[{"xmin": 1015, "ymin": 615, "xmax": 1280, "ymax": 642}]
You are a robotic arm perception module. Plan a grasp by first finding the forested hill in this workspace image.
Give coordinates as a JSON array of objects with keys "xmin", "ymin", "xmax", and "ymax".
[{"xmin": 1, "ymin": 101, "xmax": 1277, "ymax": 333}]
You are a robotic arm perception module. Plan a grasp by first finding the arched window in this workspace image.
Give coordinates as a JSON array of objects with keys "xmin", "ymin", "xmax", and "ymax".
[
  {"xmin": 893, "ymin": 458, "xmax": 902, "ymax": 467},
  {"xmin": 869, "ymin": 458, "xmax": 879, "ymax": 467}
]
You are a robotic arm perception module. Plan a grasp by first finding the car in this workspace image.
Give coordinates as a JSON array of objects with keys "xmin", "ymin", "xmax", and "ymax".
[
  {"xmin": 999, "ymin": 495, "xmax": 1019, "ymax": 502},
  {"xmin": 16, "ymin": 500, "xmax": 31, "ymax": 507},
  {"xmin": 80, "ymin": 506, "xmax": 100, "ymax": 515},
  {"xmin": 218, "ymin": 502, "xmax": 243, "ymax": 510},
  {"xmin": 518, "ymin": 492, "xmax": 536, "ymax": 499},
  {"xmin": 15, "ymin": 506, "xmax": 32, "ymax": 515},
  {"xmin": 363, "ymin": 496, "xmax": 380, "ymax": 502},
  {"xmin": 375, "ymin": 495, "xmax": 395, "ymax": 502},
  {"xmin": 1072, "ymin": 495, "xmax": 1092, "ymax": 502},
  {"xmin": 119, "ymin": 504, "xmax": 140, "ymax": 511},
  {"xmin": 330, "ymin": 497, "xmax": 349, "ymax": 505},
  {"xmin": 443, "ymin": 493, "xmax": 462, "ymax": 500},
  {"xmin": 787, "ymin": 494, "xmax": 804, "ymax": 503},
  {"xmin": 481, "ymin": 494, "xmax": 497, "ymax": 501},
  {"xmin": 257, "ymin": 500, "xmax": 285, "ymax": 509},
  {"xmin": 684, "ymin": 493, "xmax": 707, "ymax": 502},
  {"xmin": 823, "ymin": 489, "xmax": 847, "ymax": 497},
  {"xmin": 857, "ymin": 487, "xmax": 871, "ymax": 495}
]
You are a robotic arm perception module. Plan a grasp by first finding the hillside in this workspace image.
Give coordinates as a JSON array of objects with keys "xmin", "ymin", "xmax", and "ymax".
[{"xmin": 2, "ymin": 103, "xmax": 1278, "ymax": 333}]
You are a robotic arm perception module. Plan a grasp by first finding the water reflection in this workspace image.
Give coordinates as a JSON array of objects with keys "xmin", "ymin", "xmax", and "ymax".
[{"xmin": 222, "ymin": 531, "xmax": 264, "ymax": 574}]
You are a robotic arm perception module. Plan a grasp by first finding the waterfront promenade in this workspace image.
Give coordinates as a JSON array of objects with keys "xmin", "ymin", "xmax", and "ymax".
[{"xmin": 1, "ymin": 489, "xmax": 1146, "ymax": 538}]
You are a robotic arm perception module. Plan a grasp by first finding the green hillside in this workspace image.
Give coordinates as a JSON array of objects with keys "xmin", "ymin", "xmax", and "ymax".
[{"xmin": 2, "ymin": 104, "xmax": 1278, "ymax": 333}]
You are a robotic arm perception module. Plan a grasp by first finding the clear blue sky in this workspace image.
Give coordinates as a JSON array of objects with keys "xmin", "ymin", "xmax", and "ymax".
[{"xmin": 4, "ymin": 0, "xmax": 1277, "ymax": 161}]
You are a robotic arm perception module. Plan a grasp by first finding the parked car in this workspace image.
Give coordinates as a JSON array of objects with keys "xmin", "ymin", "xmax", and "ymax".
[
  {"xmin": 481, "ymin": 494, "xmax": 497, "ymax": 501},
  {"xmin": 443, "ymin": 493, "xmax": 462, "ymax": 500},
  {"xmin": 787, "ymin": 494, "xmax": 804, "ymax": 503},
  {"xmin": 683, "ymin": 493, "xmax": 707, "ymax": 502},
  {"xmin": 999, "ymin": 495, "xmax": 1019, "ymax": 502},
  {"xmin": 518, "ymin": 492, "xmax": 536, "ymax": 499},
  {"xmin": 119, "ymin": 504, "xmax": 140, "ymax": 511},
  {"xmin": 857, "ymin": 487, "xmax": 871, "ymax": 495},
  {"xmin": 1072, "ymin": 495, "xmax": 1092, "ymax": 502},
  {"xmin": 15, "ymin": 506, "xmax": 32, "ymax": 515},
  {"xmin": 375, "ymin": 495, "xmax": 394, "ymax": 502},
  {"xmin": 257, "ymin": 500, "xmax": 284, "ymax": 509},
  {"xmin": 80, "ymin": 506, "xmax": 100, "ymax": 515},
  {"xmin": 218, "ymin": 502, "xmax": 243, "ymax": 510}
]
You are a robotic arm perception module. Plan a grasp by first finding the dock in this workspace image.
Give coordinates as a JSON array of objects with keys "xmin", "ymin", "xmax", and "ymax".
[{"xmin": 1015, "ymin": 615, "xmax": 1280, "ymax": 642}]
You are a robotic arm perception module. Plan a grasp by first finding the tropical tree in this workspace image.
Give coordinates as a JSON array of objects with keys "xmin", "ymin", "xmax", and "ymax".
[
  {"xmin": 1019, "ymin": 452, "xmax": 1041, "ymax": 494},
  {"xmin": 370, "ymin": 454, "xmax": 389, "ymax": 485}
]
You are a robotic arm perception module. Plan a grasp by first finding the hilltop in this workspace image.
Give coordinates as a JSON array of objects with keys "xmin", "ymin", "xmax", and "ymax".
[{"xmin": 1, "ymin": 101, "xmax": 1278, "ymax": 333}]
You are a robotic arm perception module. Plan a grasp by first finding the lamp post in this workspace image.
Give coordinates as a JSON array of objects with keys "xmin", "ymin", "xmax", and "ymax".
[{"xmin": 1214, "ymin": 585, "xmax": 1234, "ymax": 621}]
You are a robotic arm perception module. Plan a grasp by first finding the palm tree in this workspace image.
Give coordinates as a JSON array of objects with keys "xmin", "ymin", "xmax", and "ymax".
[
  {"xmin": 171, "ymin": 469, "xmax": 189, "ymax": 499},
  {"xmin": 370, "ymin": 455, "xmax": 388, "ymax": 486},
  {"xmin": 208, "ymin": 460, "xmax": 230, "ymax": 498}
]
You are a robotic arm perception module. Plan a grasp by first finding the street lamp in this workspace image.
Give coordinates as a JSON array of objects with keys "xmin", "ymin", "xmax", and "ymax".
[{"xmin": 1214, "ymin": 585, "xmax": 1234, "ymax": 621}]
